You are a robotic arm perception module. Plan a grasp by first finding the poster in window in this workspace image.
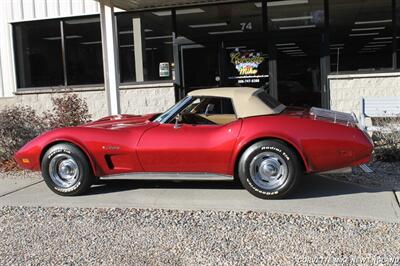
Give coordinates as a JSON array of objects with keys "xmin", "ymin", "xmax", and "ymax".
[
  {"xmin": 159, "ymin": 62, "xmax": 170, "ymax": 78},
  {"xmin": 229, "ymin": 50, "xmax": 268, "ymax": 84}
]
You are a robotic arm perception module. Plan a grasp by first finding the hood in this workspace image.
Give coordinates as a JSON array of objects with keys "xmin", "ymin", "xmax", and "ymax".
[{"xmin": 83, "ymin": 113, "xmax": 159, "ymax": 129}]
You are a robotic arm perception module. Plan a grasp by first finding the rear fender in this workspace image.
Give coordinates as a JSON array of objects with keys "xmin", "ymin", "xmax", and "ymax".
[{"xmin": 230, "ymin": 134, "xmax": 311, "ymax": 176}]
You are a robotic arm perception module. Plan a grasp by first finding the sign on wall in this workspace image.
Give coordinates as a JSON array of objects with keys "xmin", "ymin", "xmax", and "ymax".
[{"xmin": 229, "ymin": 51, "xmax": 269, "ymax": 84}]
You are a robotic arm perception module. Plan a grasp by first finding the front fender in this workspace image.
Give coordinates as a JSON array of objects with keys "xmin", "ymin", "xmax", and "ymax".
[{"xmin": 15, "ymin": 128, "xmax": 101, "ymax": 176}]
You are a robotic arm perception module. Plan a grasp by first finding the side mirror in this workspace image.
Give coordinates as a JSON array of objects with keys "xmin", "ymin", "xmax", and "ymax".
[
  {"xmin": 205, "ymin": 104, "xmax": 215, "ymax": 116},
  {"xmin": 174, "ymin": 114, "xmax": 183, "ymax": 129}
]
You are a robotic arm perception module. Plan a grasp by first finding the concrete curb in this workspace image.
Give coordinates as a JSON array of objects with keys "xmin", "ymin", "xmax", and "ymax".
[
  {"xmin": 0, "ymin": 175, "xmax": 399, "ymax": 223},
  {"xmin": 0, "ymin": 179, "xmax": 43, "ymax": 198},
  {"xmin": 395, "ymin": 191, "xmax": 400, "ymax": 207}
]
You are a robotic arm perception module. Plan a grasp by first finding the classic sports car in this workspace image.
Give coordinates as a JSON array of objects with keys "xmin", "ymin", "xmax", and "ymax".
[{"xmin": 15, "ymin": 87, "xmax": 373, "ymax": 199}]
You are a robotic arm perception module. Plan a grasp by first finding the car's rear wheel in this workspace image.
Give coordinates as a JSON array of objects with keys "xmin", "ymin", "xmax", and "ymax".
[
  {"xmin": 238, "ymin": 140, "xmax": 302, "ymax": 199},
  {"xmin": 41, "ymin": 143, "xmax": 94, "ymax": 196}
]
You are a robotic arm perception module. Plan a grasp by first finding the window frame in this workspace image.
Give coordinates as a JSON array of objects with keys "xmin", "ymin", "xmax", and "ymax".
[
  {"xmin": 12, "ymin": 18, "xmax": 65, "ymax": 88},
  {"xmin": 12, "ymin": 14, "xmax": 103, "ymax": 90}
]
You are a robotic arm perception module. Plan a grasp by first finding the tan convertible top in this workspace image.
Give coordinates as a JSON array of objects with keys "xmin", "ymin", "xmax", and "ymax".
[{"xmin": 188, "ymin": 87, "xmax": 286, "ymax": 118}]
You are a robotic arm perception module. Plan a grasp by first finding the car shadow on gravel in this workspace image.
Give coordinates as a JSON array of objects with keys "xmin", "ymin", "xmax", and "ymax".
[{"xmin": 86, "ymin": 174, "xmax": 389, "ymax": 200}]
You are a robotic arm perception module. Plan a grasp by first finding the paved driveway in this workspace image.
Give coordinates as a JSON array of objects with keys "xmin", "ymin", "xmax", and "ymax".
[{"xmin": 0, "ymin": 174, "xmax": 399, "ymax": 223}]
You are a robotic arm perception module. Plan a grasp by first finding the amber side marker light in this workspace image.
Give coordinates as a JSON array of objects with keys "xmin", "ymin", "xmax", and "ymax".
[{"xmin": 22, "ymin": 159, "xmax": 30, "ymax": 164}]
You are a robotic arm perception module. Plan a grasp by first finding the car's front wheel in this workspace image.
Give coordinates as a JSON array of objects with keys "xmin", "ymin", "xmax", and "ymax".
[
  {"xmin": 238, "ymin": 140, "xmax": 302, "ymax": 199},
  {"xmin": 41, "ymin": 143, "xmax": 94, "ymax": 196}
]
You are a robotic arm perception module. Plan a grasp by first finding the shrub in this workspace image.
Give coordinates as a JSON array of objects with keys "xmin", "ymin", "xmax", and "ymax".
[
  {"xmin": 371, "ymin": 117, "xmax": 400, "ymax": 162},
  {"xmin": 0, "ymin": 106, "xmax": 46, "ymax": 170},
  {"xmin": 46, "ymin": 93, "xmax": 92, "ymax": 129},
  {"xmin": 0, "ymin": 93, "xmax": 92, "ymax": 171}
]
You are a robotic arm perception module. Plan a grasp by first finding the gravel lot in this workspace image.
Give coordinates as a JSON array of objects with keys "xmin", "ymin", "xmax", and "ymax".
[
  {"xmin": 0, "ymin": 166, "xmax": 399, "ymax": 265},
  {"xmin": 0, "ymin": 207, "xmax": 399, "ymax": 265},
  {"xmin": 0, "ymin": 171, "xmax": 41, "ymax": 180}
]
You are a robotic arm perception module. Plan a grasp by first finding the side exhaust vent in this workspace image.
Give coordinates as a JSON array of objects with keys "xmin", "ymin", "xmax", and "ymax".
[{"xmin": 105, "ymin": 155, "xmax": 115, "ymax": 170}]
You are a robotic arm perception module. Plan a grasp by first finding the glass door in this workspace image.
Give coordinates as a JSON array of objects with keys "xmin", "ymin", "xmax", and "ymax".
[{"xmin": 180, "ymin": 43, "xmax": 220, "ymax": 93}]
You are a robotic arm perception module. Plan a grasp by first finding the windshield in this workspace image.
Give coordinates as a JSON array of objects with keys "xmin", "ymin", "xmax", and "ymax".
[{"xmin": 153, "ymin": 96, "xmax": 192, "ymax": 123}]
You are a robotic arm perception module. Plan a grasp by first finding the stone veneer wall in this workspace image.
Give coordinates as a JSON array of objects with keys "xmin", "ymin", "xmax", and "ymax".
[
  {"xmin": 329, "ymin": 72, "xmax": 400, "ymax": 118},
  {"xmin": 0, "ymin": 83, "xmax": 175, "ymax": 120}
]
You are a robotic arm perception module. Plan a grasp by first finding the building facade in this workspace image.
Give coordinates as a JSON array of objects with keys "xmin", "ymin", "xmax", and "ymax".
[{"xmin": 0, "ymin": 0, "xmax": 399, "ymax": 120}]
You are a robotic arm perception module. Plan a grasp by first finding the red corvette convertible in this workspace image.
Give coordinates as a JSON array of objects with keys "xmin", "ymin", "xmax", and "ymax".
[{"xmin": 15, "ymin": 87, "xmax": 373, "ymax": 199}]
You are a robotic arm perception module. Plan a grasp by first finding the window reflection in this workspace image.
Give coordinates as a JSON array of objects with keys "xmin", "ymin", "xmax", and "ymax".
[
  {"xmin": 330, "ymin": 0, "xmax": 393, "ymax": 72},
  {"xmin": 176, "ymin": 3, "xmax": 267, "ymax": 90},
  {"xmin": 64, "ymin": 17, "xmax": 104, "ymax": 85},
  {"xmin": 268, "ymin": 0, "xmax": 324, "ymax": 107},
  {"xmin": 14, "ymin": 20, "xmax": 64, "ymax": 88},
  {"xmin": 117, "ymin": 11, "xmax": 173, "ymax": 83}
]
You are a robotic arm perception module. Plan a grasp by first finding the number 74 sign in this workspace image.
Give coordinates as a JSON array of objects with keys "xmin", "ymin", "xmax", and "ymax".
[{"xmin": 240, "ymin": 22, "xmax": 253, "ymax": 31}]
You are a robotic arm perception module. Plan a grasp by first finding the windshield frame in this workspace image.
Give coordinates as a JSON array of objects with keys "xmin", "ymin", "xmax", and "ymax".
[{"xmin": 153, "ymin": 96, "xmax": 193, "ymax": 124}]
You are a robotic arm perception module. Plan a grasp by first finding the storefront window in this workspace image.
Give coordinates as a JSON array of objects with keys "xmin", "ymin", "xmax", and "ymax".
[
  {"xmin": 14, "ymin": 20, "xmax": 64, "ymax": 88},
  {"xmin": 64, "ymin": 17, "xmax": 104, "ymax": 85},
  {"xmin": 330, "ymin": 0, "xmax": 393, "ymax": 72},
  {"xmin": 117, "ymin": 11, "xmax": 173, "ymax": 83},
  {"xmin": 397, "ymin": 0, "xmax": 400, "ymax": 69},
  {"xmin": 13, "ymin": 16, "xmax": 103, "ymax": 89},
  {"xmin": 268, "ymin": 0, "xmax": 325, "ymax": 107},
  {"xmin": 176, "ymin": 3, "xmax": 267, "ymax": 91}
]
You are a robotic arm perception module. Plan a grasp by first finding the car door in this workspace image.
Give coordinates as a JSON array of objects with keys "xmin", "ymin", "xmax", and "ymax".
[
  {"xmin": 136, "ymin": 97, "xmax": 242, "ymax": 174},
  {"xmin": 137, "ymin": 121, "xmax": 242, "ymax": 174}
]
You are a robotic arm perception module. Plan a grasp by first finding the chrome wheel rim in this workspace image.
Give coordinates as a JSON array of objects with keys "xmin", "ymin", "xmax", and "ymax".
[
  {"xmin": 49, "ymin": 154, "xmax": 80, "ymax": 188},
  {"xmin": 249, "ymin": 152, "xmax": 288, "ymax": 190}
]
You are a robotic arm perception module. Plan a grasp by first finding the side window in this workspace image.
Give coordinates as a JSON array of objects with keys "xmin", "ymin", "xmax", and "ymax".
[
  {"xmin": 216, "ymin": 98, "xmax": 236, "ymax": 115},
  {"xmin": 195, "ymin": 97, "xmax": 236, "ymax": 115},
  {"xmin": 179, "ymin": 97, "xmax": 237, "ymax": 125}
]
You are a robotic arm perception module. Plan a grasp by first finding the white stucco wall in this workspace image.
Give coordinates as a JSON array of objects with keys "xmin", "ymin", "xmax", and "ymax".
[
  {"xmin": 329, "ymin": 72, "xmax": 400, "ymax": 119},
  {"xmin": 0, "ymin": 84, "xmax": 176, "ymax": 120}
]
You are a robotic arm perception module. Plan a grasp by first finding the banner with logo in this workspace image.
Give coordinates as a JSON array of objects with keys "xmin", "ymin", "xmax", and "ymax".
[{"xmin": 229, "ymin": 50, "xmax": 269, "ymax": 84}]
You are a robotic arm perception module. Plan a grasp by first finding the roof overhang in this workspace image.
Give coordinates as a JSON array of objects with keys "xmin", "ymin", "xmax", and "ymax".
[{"xmin": 96, "ymin": 0, "xmax": 242, "ymax": 11}]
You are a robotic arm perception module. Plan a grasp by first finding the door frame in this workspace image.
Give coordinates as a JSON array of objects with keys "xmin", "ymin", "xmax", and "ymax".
[{"xmin": 179, "ymin": 44, "xmax": 211, "ymax": 90}]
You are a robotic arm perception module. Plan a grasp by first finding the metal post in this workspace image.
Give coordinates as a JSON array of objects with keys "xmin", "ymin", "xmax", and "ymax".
[
  {"xmin": 320, "ymin": 0, "xmax": 331, "ymax": 109},
  {"xmin": 263, "ymin": 0, "xmax": 278, "ymax": 99},
  {"xmin": 0, "ymin": 49, "xmax": 3, "ymax": 97},
  {"xmin": 60, "ymin": 20, "xmax": 68, "ymax": 86},
  {"xmin": 392, "ymin": 0, "xmax": 398, "ymax": 69},
  {"xmin": 99, "ymin": 0, "xmax": 120, "ymax": 115},
  {"xmin": 133, "ymin": 16, "xmax": 144, "ymax": 82}
]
